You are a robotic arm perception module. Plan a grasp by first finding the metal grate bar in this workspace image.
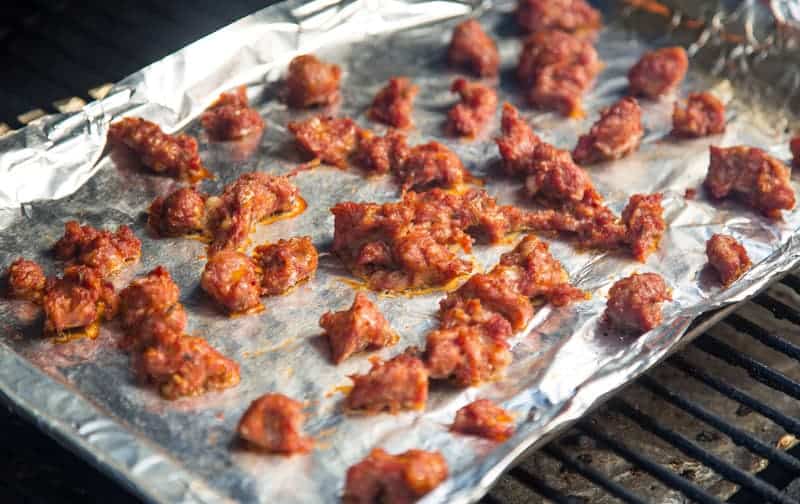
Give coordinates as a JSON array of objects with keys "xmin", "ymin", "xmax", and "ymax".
[
  {"xmin": 544, "ymin": 444, "xmax": 649, "ymax": 504},
  {"xmin": 508, "ymin": 466, "xmax": 580, "ymax": 504},
  {"xmin": 781, "ymin": 274, "xmax": 800, "ymax": 294},
  {"xmin": 725, "ymin": 311, "xmax": 800, "ymax": 361},
  {"xmin": 577, "ymin": 421, "xmax": 725, "ymax": 504},
  {"xmin": 752, "ymin": 295, "xmax": 800, "ymax": 328},
  {"xmin": 693, "ymin": 335, "xmax": 800, "ymax": 401},
  {"xmin": 610, "ymin": 399, "xmax": 798, "ymax": 504},
  {"xmin": 637, "ymin": 375, "xmax": 800, "ymax": 473},
  {"xmin": 668, "ymin": 355, "xmax": 800, "ymax": 437}
]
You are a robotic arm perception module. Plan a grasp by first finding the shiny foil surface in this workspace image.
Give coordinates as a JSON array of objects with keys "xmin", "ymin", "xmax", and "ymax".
[{"xmin": 1, "ymin": 0, "xmax": 800, "ymax": 502}]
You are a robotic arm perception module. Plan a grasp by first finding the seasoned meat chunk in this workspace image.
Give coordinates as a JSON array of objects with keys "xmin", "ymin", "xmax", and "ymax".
[
  {"xmin": 288, "ymin": 116, "xmax": 360, "ymax": 167},
  {"xmin": 672, "ymin": 92, "xmax": 726, "ymax": 138},
  {"xmin": 496, "ymin": 103, "xmax": 541, "ymax": 176},
  {"xmin": 704, "ymin": 146, "xmax": 796, "ymax": 219},
  {"xmin": 604, "ymin": 272, "xmax": 671, "ymax": 333},
  {"xmin": 107, "ymin": 117, "xmax": 209, "ymax": 182},
  {"xmin": 201, "ymin": 86, "xmax": 265, "ymax": 141},
  {"xmin": 628, "ymin": 47, "xmax": 688, "ymax": 99},
  {"xmin": 424, "ymin": 325, "xmax": 511, "ymax": 386},
  {"xmin": 441, "ymin": 273, "xmax": 533, "ymax": 331},
  {"xmin": 148, "ymin": 187, "xmax": 207, "ymax": 237},
  {"xmin": 621, "ymin": 193, "xmax": 665, "ymax": 262},
  {"xmin": 285, "ymin": 54, "xmax": 341, "ymax": 108},
  {"xmin": 344, "ymin": 448, "xmax": 448, "ymax": 504},
  {"xmin": 346, "ymin": 353, "xmax": 428, "ymax": 413},
  {"xmin": 138, "ymin": 335, "xmax": 240, "ymax": 400},
  {"xmin": 573, "ymin": 97, "xmax": 643, "ymax": 164},
  {"xmin": 354, "ymin": 129, "xmax": 410, "ymax": 175},
  {"xmin": 525, "ymin": 157, "xmax": 602, "ymax": 206},
  {"xmin": 447, "ymin": 19, "xmax": 500, "ymax": 77},
  {"xmin": 451, "ymin": 399, "xmax": 515, "ymax": 441},
  {"xmin": 43, "ymin": 265, "xmax": 117, "ymax": 334},
  {"xmin": 54, "ymin": 221, "xmax": 141, "ymax": 277},
  {"xmin": 6, "ymin": 258, "xmax": 46, "ymax": 302},
  {"xmin": 368, "ymin": 77, "xmax": 418, "ymax": 129},
  {"xmin": 320, "ymin": 292, "xmax": 398, "ymax": 364},
  {"xmin": 119, "ymin": 266, "xmax": 187, "ymax": 349},
  {"xmin": 200, "ymin": 251, "xmax": 262, "ymax": 314},
  {"xmin": 516, "ymin": 0, "xmax": 602, "ymax": 34},
  {"xmin": 237, "ymin": 393, "xmax": 313, "ymax": 454},
  {"xmin": 446, "ymin": 78, "xmax": 497, "ymax": 138},
  {"xmin": 395, "ymin": 141, "xmax": 470, "ymax": 192},
  {"xmin": 253, "ymin": 236, "xmax": 319, "ymax": 296},
  {"xmin": 205, "ymin": 172, "xmax": 299, "ymax": 252},
  {"xmin": 439, "ymin": 298, "xmax": 513, "ymax": 341},
  {"xmin": 706, "ymin": 234, "xmax": 751, "ymax": 286}
]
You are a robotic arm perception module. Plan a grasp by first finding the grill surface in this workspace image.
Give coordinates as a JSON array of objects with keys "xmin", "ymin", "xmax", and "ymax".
[{"xmin": 4, "ymin": 1, "xmax": 800, "ymax": 503}]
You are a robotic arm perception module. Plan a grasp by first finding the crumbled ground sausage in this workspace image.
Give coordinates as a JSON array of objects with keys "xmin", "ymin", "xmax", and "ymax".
[
  {"xmin": 446, "ymin": 78, "xmax": 497, "ymax": 138},
  {"xmin": 320, "ymin": 292, "xmax": 398, "ymax": 364},
  {"xmin": 368, "ymin": 77, "xmax": 418, "ymax": 129},
  {"xmin": 621, "ymin": 193, "xmax": 666, "ymax": 262},
  {"xmin": 54, "ymin": 221, "xmax": 141, "ymax": 277},
  {"xmin": 43, "ymin": 265, "xmax": 117, "ymax": 334},
  {"xmin": 604, "ymin": 272, "xmax": 671, "ymax": 333},
  {"xmin": 201, "ymin": 251, "xmax": 263, "ymax": 314},
  {"xmin": 447, "ymin": 19, "xmax": 500, "ymax": 77},
  {"xmin": 6, "ymin": 258, "xmax": 46, "ymax": 302},
  {"xmin": 394, "ymin": 141, "xmax": 471, "ymax": 192},
  {"xmin": 237, "ymin": 393, "xmax": 313, "ymax": 454},
  {"xmin": 451, "ymin": 399, "xmax": 516, "ymax": 441},
  {"xmin": 288, "ymin": 116, "xmax": 360, "ymax": 168},
  {"xmin": 672, "ymin": 92, "xmax": 726, "ymax": 138},
  {"xmin": 353, "ymin": 129, "xmax": 410, "ymax": 175},
  {"xmin": 201, "ymin": 85, "xmax": 265, "ymax": 141},
  {"xmin": 148, "ymin": 187, "xmax": 207, "ymax": 237},
  {"xmin": 516, "ymin": 0, "xmax": 602, "ymax": 34},
  {"xmin": 345, "ymin": 353, "xmax": 428, "ymax": 413},
  {"xmin": 628, "ymin": 47, "xmax": 688, "ymax": 99},
  {"xmin": 706, "ymin": 233, "xmax": 751, "ymax": 286},
  {"xmin": 573, "ymin": 97, "xmax": 644, "ymax": 165},
  {"xmin": 119, "ymin": 265, "xmax": 186, "ymax": 349},
  {"xmin": 285, "ymin": 54, "xmax": 342, "ymax": 108},
  {"xmin": 425, "ymin": 324, "xmax": 511, "ymax": 386},
  {"xmin": 253, "ymin": 236, "xmax": 319, "ymax": 296},
  {"xmin": 344, "ymin": 448, "xmax": 448, "ymax": 504}
]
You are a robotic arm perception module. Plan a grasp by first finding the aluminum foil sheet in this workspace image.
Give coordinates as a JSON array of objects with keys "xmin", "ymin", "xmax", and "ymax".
[{"xmin": 1, "ymin": 0, "xmax": 800, "ymax": 502}]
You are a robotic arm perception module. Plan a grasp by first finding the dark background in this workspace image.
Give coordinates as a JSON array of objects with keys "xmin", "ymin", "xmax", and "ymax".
[{"xmin": 1, "ymin": 1, "xmax": 272, "ymax": 502}]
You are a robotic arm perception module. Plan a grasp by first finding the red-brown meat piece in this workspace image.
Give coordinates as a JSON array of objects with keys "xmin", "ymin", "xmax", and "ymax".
[
  {"xmin": 201, "ymin": 86, "xmax": 265, "ymax": 141},
  {"xmin": 525, "ymin": 157, "xmax": 602, "ymax": 206},
  {"xmin": 288, "ymin": 116, "xmax": 360, "ymax": 168},
  {"xmin": 253, "ymin": 236, "xmax": 319, "ymax": 296},
  {"xmin": 425, "ymin": 324, "xmax": 511, "ymax": 386},
  {"xmin": 344, "ymin": 448, "xmax": 448, "ymax": 504},
  {"xmin": 706, "ymin": 234, "xmax": 751, "ymax": 286},
  {"xmin": 6, "ymin": 258, "xmax": 46, "ymax": 302},
  {"xmin": 672, "ymin": 92, "xmax": 726, "ymax": 138},
  {"xmin": 628, "ymin": 47, "xmax": 689, "ymax": 99},
  {"xmin": 119, "ymin": 266, "xmax": 187, "ymax": 349},
  {"xmin": 368, "ymin": 77, "xmax": 418, "ymax": 130},
  {"xmin": 447, "ymin": 78, "xmax": 497, "ymax": 138},
  {"xmin": 451, "ymin": 399, "xmax": 516, "ymax": 441},
  {"xmin": 353, "ymin": 130, "xmax": 410, "ymax": 175},
  {"xmin": 517, "ymin": 30, "xmax": 601, "ymax": 116},
  {"xmin": 42, "ymin": 265, "xmax": 117, "ymax": 334},
  {"xmin": 441, "ymin": 273, "xmax": 533, "ymax": 331},
  {"xmin": 496, "ymin": 103, "xmax": 541, "ymax": 176},
  {"xmin": 621, "ymin": 193, "xmax": 665, "ymax": 262},
  {"xmin": 395, "ymin": 141, "xmax": 470, "ymax": 192},
  {"xmin": 604, "ymin": 272, "xmax": 671, "ymax": 333},
  {"xmin": 205, "ymin": 172, "xmax": 300, "ymax": 252},
  {"xmin": 148, "ymin": 187, "xmax": 207, "ymax": 237},
  {"xmin": 237, "ymin": 393, "xmax": 313, "ymax": 454},
  {"xmin": 439, "ymin": 298, "xmax": 513, "ymax": 341},
  {"xmin": 704, "ymin": 146, "xmax": 796, "ymax": 219},
  {"xmin": 345, "ymin": 353, "xmax": 428, "ymax": 413},
  {"xmin": 53, "ymin": 221, "xmax": 141, "ymax": 278},
  {"xmin": 285, "ymin": 54, "xmax": 342, "ymax": 108},
  {"xmin": 516, "ymin": 0, "xmax": 602, "ymax": 34},
  {"xmin": 319, "ymin": 292, "xmax": 398, "ymax": 364},
  {"xmin": 138, "ymin": 335, "xmax": 240, "ymax": 399},
  {"xmin": 107, "ymin": 117, "xmax": 209, "ymax": 182},
  {"xmin": 200, "ymin": 251, "xmax": 263, "ymax": 314},
  {"xmin": 573, "ymin": 97, "xmax": 644, "ymax": 164},
  {"xmin": 447, "ymin": 19, "xmax": 500, "ymax": 77}
]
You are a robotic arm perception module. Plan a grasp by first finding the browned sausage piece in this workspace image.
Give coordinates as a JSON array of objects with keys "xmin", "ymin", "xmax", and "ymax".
[
  {"xmin": 621, "ymin": 193, "xmax": 665, "ymax": 262},
  {"xmin": 43, "ymin": 265, "xmax": 117, "ymax": 334},
  {"xmin": 201, "ymin": 85, "xmax": 265, "ymax": 141},
  {"xmin": 524, "ymin": 156, "xmax": 602, "ymax": 206},
  {"xmin": 288, "ymin": 116, "xmax": 360, "ymax": 168},
  {"xmin": 345, "ymin": 353, "xmax": 428, "ymax": 414},
  {"xmin": 447, "ymin": 19, "xmax": 500, "ymax": 77},
  {"xmin": 200, "ymin": 251, "xmax": 262, "ymax": 314},
  {"xmin": 54, "ymin": 221, "xmax": 142, "ymax": 277},
  {"xmin": 344, "ymin": 448, "xmax": 448, "ymax": 504},
  {"xmin": 628, "ymin": 47, "xmax": 688, "ymax": 99},
  {"xmin": 573, "ymin": 97, "xmax": 644, "ymax": 165},
  {"xmin": 495, "ymin": 103, "xmax": 542, "ymax": 177},
  {"xmin": 6, "ymin": 258, "xmax": 46, "ymax": 302},
  {"xmin": 107, "ymin": 117, "xmax": 209, "ymax": 182},
  {"xmin": 706, "ymin": 234, "xmax": 751, "ymax": 286},
  {"xmin": 285, "ymin": 54, "xmax": 341, "ymax": 108},
  {"xmin": 237, "ymin": 393, "xmax": 313, "ymax": 454},
  {"xmin": 253, "ymin": 236, "xmax": 319, "ymax": 296},
  {"xmin": 424, "ymin": 325, "xmax": 511, "ymax": 386},
  {"xmin": 395, "ymin": 141, "xmax": 470, "ymax": 192},
  {"xmin": 516, "ymin": 0, "xmax": 602, "ymax": 34},
  {"xmin": 368, "ymin": 77, "xmax": 418, "ymax": 130},
  {"xmin": 439, "ymin": 298, "xmax": 513, "ymax": 341},
  {"xmin": 319, "ymin": 292, "xmax": 398, "ymax": 364},
  {"xmin": 440, "ymin": 273, "xmax": 533, "ymax": 331},
  {"xmin": 704, "ymin": 146, "xmax": 796, "ymax": 219},
  {"xmin": 148, "ymin": 187, "xmax": 207, "ymax": 237},
  {"xmin": 119, "ymin": 266, "xmax": 187, "ymax": 349},
  {"xmin": 671, "ymin": 92, "xmax": 726, "ymax": 138},
  {"xmin": 353, "ymin": 129, "xmax": 410, "ymax": 175},
  {"xmin": 446, "ymin": 78, "xmax": 497, "ymax": 138},
  {"xmin": 604, "ymin": 272, "xmax": 671, "ymax": 333},
  {"xmin": 451, "ymin": 399, "xmax": 516, "ymax": 441}
]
